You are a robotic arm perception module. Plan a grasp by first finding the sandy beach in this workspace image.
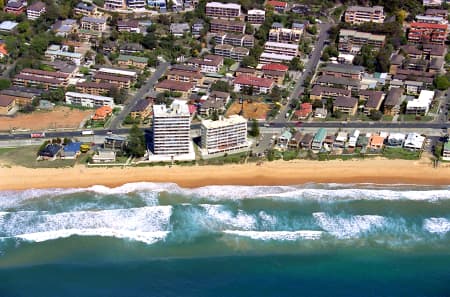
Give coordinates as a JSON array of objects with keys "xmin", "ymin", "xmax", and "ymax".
[{"xmin": 1, "ymin": 158, "xmax": 449, "ymax": 190}]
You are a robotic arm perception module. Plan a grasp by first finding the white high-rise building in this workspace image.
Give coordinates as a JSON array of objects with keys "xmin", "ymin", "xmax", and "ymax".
[
  {"xmin": 152, "ymin": 100, "xmax": 191, "ymax": 156},
  {"xmin": 201, "ymin": 115, "xmax": 248, "ymax": 155}
]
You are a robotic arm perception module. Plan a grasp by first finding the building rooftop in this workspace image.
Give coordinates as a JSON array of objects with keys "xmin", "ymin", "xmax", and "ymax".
[
  {"xmin": 66, "ymin": 92, "xmax": 113, "ymax": 101},
  {"xmin": 264, "ymin": 41, "xmax": 298, "ymax": 50},
  {"xmin": 28, "ymin": 1, "xmax": 46, "ymax": 11},
  {"xmin": 234, "ymin": 75, "xmax": 274, "ymax": 88},
  {"xmin": 0, "ymin": 95, "xmax": 14, "ymax": 107},
  {"xmin": 322, "ymin": 63, "xmax": 364, "ymax": 75},
  {"xmin": 316, "ymin": 75, "xmax": 361, "ymax": 87},
  {"xmin": 155, "ymin": 79, "xmax": 195, "ymax": 92},
  {"xmin": 117, "ymin": 55, "xmax": 148, "ymax": 63},
  {"xmin": 385, "ymin": 87, "xmax": 404, "ymax": 106},
  {"xmin": 334, "ymin": 96, "xmax": 358, "ymax": 108},
  {"xmin": 206, "ymin": 1, "xmax": 241, "ymax": 9},
  {"xmin": 201, "ymin": 114, "xmax": 246, "ymax": 129},
  {"xmin": 153, "ymin": 100, "xmax": 190, "ymax": 117},
  {"xmin": 261, "ymin": 63, "xmax": 289, "ymax": 72},
  {"xmin": 131, "ymin": 99, "xmax": 152, "ymax": 112},
  {"xmin": 0, "ymin": 21, "xmax": 18, "ymax": 31},
  {"xmin": 81, "ymin": 16, "xmax": 107, "ymax": 24}
]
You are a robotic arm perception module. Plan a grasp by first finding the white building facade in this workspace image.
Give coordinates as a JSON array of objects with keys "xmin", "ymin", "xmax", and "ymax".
[
  {"xmin": 200, "ymin": 115, "xmax": 248, "ymax": 155},
  {"xmin": 65, "ymin": 92, "xmax": 114, "ymax": 108}
]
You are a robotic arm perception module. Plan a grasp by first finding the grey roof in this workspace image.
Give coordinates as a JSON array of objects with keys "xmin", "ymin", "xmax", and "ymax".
[
  {"xmin": 131, "ymin": 99, "xmax": 151, "ymax": 112},
  {"xmin": 209, "ymin": 91, "xmax": 230, "ymax": 99},
  {"xmin": 323, "ymin": 63, "xmax": 364, "ymax": 75},
  {"xmin": 391, "ymin": 54, "xmax": 404, "ymax": 65},
  {"xmin": 316, "ymin": 75, "xmax": 361, "ymax": 87},
  {"xmin": 385, "ymin": 87, "xmax": 404, "ymax": 107},
  {"xmin": 334, "ymin": 96, "xmax": 358, "ymax": 108},
  {"xmin": 430, "ymin": 57, "xmax": 444, "ymax": 70},
  {"xmin": 362, "ymin": 90, "xmax": 384, "ymax": 108},
  {"xmin": 76, "ymin": 2, "xmax": 95, "ymax": 11}
]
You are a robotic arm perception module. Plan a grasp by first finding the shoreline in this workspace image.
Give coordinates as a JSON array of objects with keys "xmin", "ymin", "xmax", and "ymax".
[{"xmin": 1, "ymin": 158, "xmax": 449, "ymax": 191}]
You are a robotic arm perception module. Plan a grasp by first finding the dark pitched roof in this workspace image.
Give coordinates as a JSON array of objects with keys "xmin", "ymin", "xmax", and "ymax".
[
  {"xmin": 209, "ymin": 91, "xmax": 230, "ymax": 99},
  {"xmin": 27, "ymin": 1, "xmax": 45, "ymax": 11},
  {"xmin": 334, "ymin": 96, "xmax": 358, "ymax": 108},
  {"xmin": 361, "ymin": 90, "xmax": 384, "ymax": 108},
  {"xmin": 385, "ymin": 87, "xmax": 404, "ymax": 106},
  {"xmin": 0, "ymin": 95, "xmax": 14, "ymax": 107},
  {"xmin": 131, "ymin": 99, "xmax": 151, "ymax": 112}
]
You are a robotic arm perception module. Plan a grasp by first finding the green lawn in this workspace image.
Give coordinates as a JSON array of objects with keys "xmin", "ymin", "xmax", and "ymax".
[
  {"xmin": 399, "ymin": 114, "xmax": 433, "ymax": 122},
  {"xmin": 382, "ymin": 147, "xmax": 421, "ymax": 160},
  {"xmin": 0, "ymin": 146, "xmax": 77, "ymax": 168}
]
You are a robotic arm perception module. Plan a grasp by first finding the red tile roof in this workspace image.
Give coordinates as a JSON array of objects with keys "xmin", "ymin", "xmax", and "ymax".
[
  {"xmin": 261, "ymin": 63, "xmax": 289, "ymax": 72},
  {"xmin": 410, "ymin": 22, "xmax": 447, "ymax": 30},
  {"xmin": 266, "ymin": 0, "xmax": 287, "ymax": 7},
  {"xmin": 234, "ymin": 75, "xmax": 274, "ymax": 88},
  {"xmin": 155, "ymin": 79, "xmax": 195, "ymax": 92}
]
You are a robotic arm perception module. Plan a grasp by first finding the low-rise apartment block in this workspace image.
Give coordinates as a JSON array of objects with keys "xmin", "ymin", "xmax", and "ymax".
[
  {"xmin": 384, "ymin": 87, "xmax": 405, "ymax": 116},
  {"xmin": 344, "ymin": 6, "xmax": 385, "ymax": 24},
  {"xmin": 117, "ymin": 55, "xmax": 148, "ymax": 69},
  {"xmin": 360, "ymin": 90, "xmax": 385, "ymax": 114},
  {"xmin": 233, "ymin": 75, "xmax": 274, "ymax": 94},
  {"xmin": 152, "ymin": 100, "xmax": 192, "ymax": 156},
  {"xmin": 408, "ymin": 22, "xmax": 448, "ymax": 45},
  {"xmin": 117, "ymin": 20, "xmax": 140, "ymax": 33},
  {"xmin": 210, "ymin": 19, "xmax": 245, "ymax": 34},
  {"xmin": 214, "ymin": 44, "xmax": 249, "ymax": 62},
  {"xmin": 76, "ymin": 81, "xmax": 115, "ymax": 96},
  {"xmin": 130, "ymin": 98, "xmax": 152, "ymax": 119},
  {"xmin": 13, "ymin": 69, "xmax": 70, "ymax": 90},
  {"xmin": 247, "ymin": 9, "xmax": 265, "ymax": 24},
  {"xmin": 333, "ymin": 96, "xmax": 358, "ymax": 115},
  {"xmin": 27, "ymin": 1, "xmax": 46, "ymax": 20},
  {"xmin": 339, "ymin": 29, "xmax": 386, "ymax": 53},
  {"xmin": 187, "ymin": 55, "xmax": 224, "ymax": 73},
  {"xmin": 44, "ymin": 44, "xmax": 83, "ymax": 65},
  {"xmin": 206, "ymin": 2, "xmax": 241, "ymax": 19},
  {"xmin": 4, "ymin": 0, "xmax": 25, "ymax": 15},
  {"xmin": 104, "ymin": 0, "xmax": 126, "ymax": 10},
  {"xmin": 260, "ymin": 41, "xmax": 298, "ymax": 64},
  {"xmin": 167, "ymin": 66, "xmax": 203, "ymax": 85},
  {"xmin": 315, "ymin": 75, "xmax": 361, "ymax": 92},
  {"xmin": 310, "ymin": 85, "xmax": 351, "ymax": 101},
  {"xmin": 74, "ymin": 2, "xmax": 99, "ymax": 16},
  {"xmin": 406, "ymin": 90, "xmax": 434, "ymax": 115},
  {"xmin": 213, "ymin": 33, "xmax": 254, "ymax": 47},
  {"xmin": 321, "ymin": 64, "xmax": 364, "ymax": 80},
  {"xmin": 201, "ymin": 115, "xmax": 248, "ymax": 155},
  {"xmin": 155, "ymin": 79, "xmax": 195, "ymax": 99},
  {"xmin": 80, "ymin": 16, "xmax": 107, "ymax": 32},
  {"xmin": 65, "ymin": 91, "xmax": 114, "ymax": 108},
  {"xmin": 415, "ymin": 14, "xmax": 447, "ymax": 24},
  {"xmin": 268, "ymin": 27, "xmax": 303, "ymax": 44}
]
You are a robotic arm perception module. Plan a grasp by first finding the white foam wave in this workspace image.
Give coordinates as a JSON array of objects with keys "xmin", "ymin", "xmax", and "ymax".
[
  {"xmin": 16, "ymin": 229, "xmax": 169, "ymax": 244},
  {"xmin": 265, "ymin": 188, "xmax": 450, "ymax": 202},
  {"xmin": 313, "ymin": 212, "xmax": 385, "ymax": 239},
  {"xmin": 201, "ymin": 204, "xmax": 257, "ymax": 230},
  {"xmin": 0, "ymin": 206, "xmax": 172, "ymax": 244},
  {"xmin": 423, "ymin": 218, "xmax": 450, "ymax": 234},
  {"xmin": 223, "ymin": 230, "xmax": 323, "ymax": 241}
]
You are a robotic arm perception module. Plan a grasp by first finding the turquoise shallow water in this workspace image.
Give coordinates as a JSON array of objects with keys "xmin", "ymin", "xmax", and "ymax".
[{"xmin": 0, "ymin": 183, "xmax": 449, "ymax": 296}]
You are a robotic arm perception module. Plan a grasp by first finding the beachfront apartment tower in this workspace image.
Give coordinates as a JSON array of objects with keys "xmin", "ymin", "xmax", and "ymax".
[
  {"xmin": 152, "ymin": 100, "xmax": 191, "ymax": 155},
  {"xmin": 200, "ymin": 115, "xmax": 248, "ymax": 155}
]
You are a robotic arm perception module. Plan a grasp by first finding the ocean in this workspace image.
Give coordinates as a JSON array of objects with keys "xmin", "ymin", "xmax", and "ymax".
[{"xmin": 0, "ymin": 183, "xmax": 449, "ymax": 297}]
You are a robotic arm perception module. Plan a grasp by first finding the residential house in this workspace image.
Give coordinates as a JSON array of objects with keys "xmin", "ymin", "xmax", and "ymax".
[
  {"xmin": 117, "ymin": 20, "xmax": 140, "ymax": 33},
  {"xmin": 80, "ymin": 16, "xmax": 107, "ymax": 32},
  {"xmin": 92, "ymin": 105, "xmax": 113, "ymax": 121},
  {"xmin": 277, "ymin": 130, "xmax": 292, "ymax": 150},
  {"xmin": 119, "ymin": 43, "xmax": 144, "ymax": 55},
  {"xmin": 130, "ymin": 98, "xmax": 152, "ymax": 119},
  {"xmin": 44, "ymin": 44, "xmax": 83, "ymax": 66},
  {"xmin": 348, "ymin": 130, "xmax": 360, "ymax": 148},
  {"xmin": 104, "ymin": 135, "xmax": 127, "ymax": 151},
  {"xmin": 406, "ymin": 90, "xmax": 434, "ymax": 115},
  {"xmin": 266, "ymin": 0, "xmax": 288, "ymax": 13},
  {"xmin": 383, "ymin": 87, "xmax": 405, "ymax": 116},
  {"xmin": 170, "ymin": 23, "xmax": 190, "ymax": 37},
  {"xmin": 233, "ymin": 75, "xmax": 275, "ymax": 94},
  {"xmin": 404, "ymin": 80, "xmax": 424, "ymax": 95},
  {"xmin": 314, "ymin": 107, "xmax": 328, "ymax": 118},
  {"xmin": 127, "ymin": 0, "xmax": 146, "ymax": 10},
  {"xmin": 147, "ymin": 0, "xmax": 166, "ymax": 10},
  {"xmin": 387, "ymin": 133, "xmax": 406, "ymax": 147},
  {"xmin": 300, "ymin": 133, "xmax": 313, "ymax": 149},
  {"xmin": 334, "ymin": 132, "xmax": 348, "ymax": 148},
  {"xmin": 359, "ymin": 90, "xmax": 385, "ymax": 115},
  {"xmin": 288, "ymin": 131, "xmax": 303, "ymax": 150},
  {"xmin": 268, "ymin": 27, "xmax": 303, "ymax": 44},
  {"xmin": 117, "ymin": 55, "xmax": 148, "ymax": 69},
  {"xmin": 65, "ymin": 92, "xmax": 115, "ymax": 108},
  {"xmin": 52, "ymin": 19, "xmax": 77, "ymax": 37},
  {"xmin": 0, "ymin": 21, "xmax": 18, "ymax": 33},
  {"xmin": 247, "ymin": 9, "xmax": 265, "ymax": 25},
  {"xmin": 27, "ymin": 1, "xmax": 46, "ymax": 20},
  {"xmin": 0, "ymin": 95, "xmax": 15, "ymax": 115},
  {"xmin": 310, "ymin": 85, "xmax": 351, "ymax": 101},
  {"xmin": 333, "ymin": 96, "xmax": 358, "ymax": 116},
  {"xmin": 198, "ymin": 91, "xmax": 230, "ymax": 117},
  {"xmin": 0, "ymin": 42, "xmax": 8, "ymax": 59},
  {"xmin": 38, "ymin": 144, "xmax": 62, "ymax": 160},
  {"xmin": 369, "ymin": 134, "xmax": 385, "ymax": 150},
  {"xmin": 312, "ymin": 128, "xmax": 327, "ymax": 151},
  {"xmin": 104, "ymin": 0, "xmax": 126, "ymax": 10},
  {"xmin": 92, "ymin": 150, "xmax": 116, "ymax": 163},
  {"xmin": 61, "ymin": 142, "xmax": 82, "ymax": 160},
  {"xmin": 74, "ymin": 2, "xmax": 98, "ymax": 16},
  {"xmin": 187, "ymin": 55, "xmax": 224, "ymax": 73},
  {"xmin": 155, "ymin": 79, "xmax": 195, "ymax": 99},
  {"xmin": 76, "ymin": 81, "xmax": 115, "ymax": 96},
  {"xmin": 4, "ymin": 0, "xmax": 25, "ymax": 15},
  {"xmin": 192, "ymin": 22, "xmax": 204, "ymax": 38},
  {"xmin": 344, "ymin": 6, "xmax": 385, "ymax": 24},
  {"xmin": 294, "ymin": 102, "xmax": 312, "ymax": 119},
  {"xmin": 442, "ymin": 141, "xmax": 450, "ymax": 161},
  {"xmin": 403, "ymin": 133, "xmax": 425, "ymax": 150},
  {"xmin": 205, "ymin": 2, "xmax": 241, "ymax": 19}
]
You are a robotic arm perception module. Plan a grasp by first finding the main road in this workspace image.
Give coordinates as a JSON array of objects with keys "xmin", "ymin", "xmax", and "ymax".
[
  {"xmin": 276, "ymin": 22, "xmax": 331, "ymax": 121},
  {"xmin": 108, "ymin": 62, "xmax": 170, "ymax": 129}
]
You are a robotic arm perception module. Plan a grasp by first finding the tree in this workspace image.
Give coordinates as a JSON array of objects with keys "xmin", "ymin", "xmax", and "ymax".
[
  {"xmin": 126, "ymin": 124, "xmax": 146, "ymax": 157},
  {"xmin": 95, "ymin": 53, "xmax": 106, "ymax": 65},
  {"xmin": 249, "ymin": 119, "xmax": 260, "ymax": 137},
  {"xmin": 141, "ymin": 33, "xmax": 157, "ymax": 49},
  {"xmin": 270, "ymin": 85, "xmax": 282, "ymax": 102},
  {"xmin": 434, "ymin": 75, "xmax": 450, "ymax": 90},
  {"xmin": 306, "ymin": 25, "xmax": 317, "ymax": 35},
  {"xmin": 369, "ymin": 110, "xmax": 383, "ymax": 121},
  {"xmin": 245, "ymin": 22, "xmax": 254, "ymax": 35},
  {"xmin": 289, "ymin": 57, "xmax": 304, "ymax": 71},
  {"xmin": 0, "ymin": 79, "xmax": 11, "ymax": 90},
  {"xmin": 241, "ymin": 56, "xmax": 257, "ymax": 68},
  {"xmin": 210, "ymin": 80, "xmax": 230, "ymax": 92}
]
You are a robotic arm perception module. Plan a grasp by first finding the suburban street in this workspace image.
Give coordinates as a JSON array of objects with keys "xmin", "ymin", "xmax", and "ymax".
[
  {"xmin": 108, "ymin": 62, "xmax": 170, "ymax": 129},
  {"xmin": 276, "ymin": 22, "xmax": 331, "ymax": 121}
]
